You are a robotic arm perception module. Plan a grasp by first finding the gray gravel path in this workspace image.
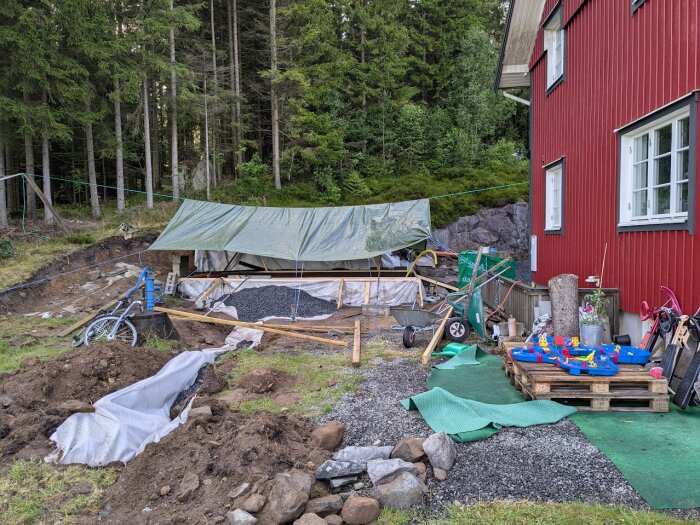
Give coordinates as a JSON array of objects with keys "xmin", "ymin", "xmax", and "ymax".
[{"xmin": 321, "ymin": 357, "xmax": 700, "ymax": 519}]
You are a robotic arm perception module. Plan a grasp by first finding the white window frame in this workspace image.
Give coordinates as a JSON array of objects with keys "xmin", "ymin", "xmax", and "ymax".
[
  {"xmin": 544, "ymin": 6, "xmax": 565, "ymax": 90},
  {"xmin": 619, "ymin": 107, "xmax": 691, "ymax": 227},
  {"xmin": 545, "ymin": 162, "xmax": 563, "ymax": 232}
]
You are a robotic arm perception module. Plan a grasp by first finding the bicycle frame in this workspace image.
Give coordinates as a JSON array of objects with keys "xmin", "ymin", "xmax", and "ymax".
[{"xmin": 105, "ymin": 300, "xmax": 142, "ymax": 340}]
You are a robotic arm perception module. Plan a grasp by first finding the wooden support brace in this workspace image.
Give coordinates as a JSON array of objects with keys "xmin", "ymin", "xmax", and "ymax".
[
  {"xmin": 337, "ymin": 279, "xmax": 344, "ymax": 309},
  {"xmin": 416, "ymin": 275, "xmax": 459, "ymax": 292},
  {"xmin": 421, "ymin": 306, "xmax": 453, "ymax": 365},
  {"xmin": 23, "ymin": 174, "xmax": 70, "ymax": 234},
  {"xmin": 364, "ymin": 282, "xmax": 371, "ymax": 305},
  {"xmin": 352, "ymin": 319, "xmax": 361, "ymax": 367}
]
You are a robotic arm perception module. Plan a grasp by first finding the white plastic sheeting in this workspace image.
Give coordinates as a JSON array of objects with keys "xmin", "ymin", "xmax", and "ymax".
[
  {"xmin": 178, "ymin": 277, "xmax": 424, "ymax": 308},
  {"xmin": 46, "ymin": 349, "xmax": 228, "ymax": 467},
  {"xmin": 194, "ymin": 251, "xmax": 407, "ymax": 272}
]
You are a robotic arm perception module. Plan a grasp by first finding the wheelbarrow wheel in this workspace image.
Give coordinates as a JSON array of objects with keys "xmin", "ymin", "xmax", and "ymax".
[
  {"xmin": 403, "ymin": 326, "xmax": 417, "ymax": 348},
  {"xmin": 445, "ymin": 317, "xmax": 470, "ymax": 342}
]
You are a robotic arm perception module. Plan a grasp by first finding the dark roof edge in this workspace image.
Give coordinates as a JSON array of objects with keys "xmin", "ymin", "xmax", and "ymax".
[{"xmin": 494, "ymin": 0, "xmax": 516, "ymax": 92}]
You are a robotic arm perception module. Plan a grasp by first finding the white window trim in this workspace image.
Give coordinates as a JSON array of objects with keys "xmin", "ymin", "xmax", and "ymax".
[
  {"xmin": 619, "ymin": 107, "xmax": 691, "ymax": 227},
  {"xmin": 544, "ymin": 7, "xmax": 565, "ymax": 90},
  {"xmin": 545, "ymin": 163, "xmax": 563, "ymax": 232}
]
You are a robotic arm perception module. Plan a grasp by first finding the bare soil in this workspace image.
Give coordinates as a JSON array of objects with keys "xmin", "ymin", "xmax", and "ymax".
[
  {"xmin": 0, "ymin": 342, "xmax": 172, "ymax": 466},
  {"xmin": 94, "ymin": 406, "xmax": 330, "ymax": 525}
]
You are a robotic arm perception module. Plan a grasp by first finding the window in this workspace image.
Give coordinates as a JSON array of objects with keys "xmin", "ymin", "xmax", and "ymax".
[
  {"xmin": 619, "ymin": 101, "xmax": 696, "ymax": 230},
  {"xmin": 632, "ymin": 0, "xmax": 646, "ymax": 15},
  {"xmin": 545, "ymin": 161, "xmax": 564, "ymax": 232},
  {"xmin": 544, "ymin": 6, "xmax": 565, "ymax": 91}
]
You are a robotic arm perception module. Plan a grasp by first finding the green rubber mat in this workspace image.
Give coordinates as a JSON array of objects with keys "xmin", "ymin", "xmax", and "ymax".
[
  {"xmin": 402, "ymin": 387, "xmax": 576, "ymax": 442},
  {"xmin": 432, "ymin": 344, "xmax": 486, "ymax": 369},
  {"xmin": 572, "ymin": 406, "xmax": 700, "ymax": 509}
]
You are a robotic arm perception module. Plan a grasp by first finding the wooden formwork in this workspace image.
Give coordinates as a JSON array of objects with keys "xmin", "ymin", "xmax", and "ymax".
[{"xmin": 501, "ymin": 343, "xmax": 669, "ymax": 412}]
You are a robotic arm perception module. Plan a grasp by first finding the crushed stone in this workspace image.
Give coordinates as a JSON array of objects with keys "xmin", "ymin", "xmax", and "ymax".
[
  {"xmin": 221, "ymin": 286, "xmax": 336, "ymax": 321},
  {"xmin": 320, "ymin": 358, "xmax": 700, "ymax": 519}
]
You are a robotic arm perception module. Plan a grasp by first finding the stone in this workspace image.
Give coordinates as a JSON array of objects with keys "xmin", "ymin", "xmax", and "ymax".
[
  {"xmin": 203, "ymin": 478, "xmax": 213, "ymax": 486},
  {"xmin": 267, "ymin": 472, "xmax": 310, "ymax": 523},
  {"xmin": 370, "ymin": 472, "xmax": 426, "ymax": 509},
  {"xmin": 352, "ymin": 482, "xmax": 365, "ymax": 491},
  {"xmin": 390, "ymin": 437, "xmax": 425, "ymax": 463},
  {"xmin": 469, "ymin": 226, "xmax": 499, "ymax": 245},
  {"xmin": 55, "ymin": 400, "xmax": 94, "ymax": 415},
  {"xmin": 239, "ymin": 368, "xmax": 278, "ymax": 393},
  {"xmin": 293, "ymin": 513, "xmax": 327, "ymax": 525},
  {"xmin": 72, "ymin": 480, "xmax": 92, "ymax": 495},
  {"xmin": 333, "ymin": 446, "xmax": 393, "ymax": 466},
  {"xmin": 176, "ymin": 472, "xmax": 200, "ymax": 502},
  {"xmin": 20, "ymin": 356, "xmax": 39, "ymax": 368},
  {"xmin": 305, "ymin": 495, "xmax": 344, "ymax": 517},
  {"xmin": 288, "ymin": 469, "xmax": 314, "ymax": 495},
  {"xmin": 242, "ymin": 494, "xmax": 266, "ymax": 513},
  {"xmin": 311, "ymin": 421, "xmax": 345, "ymax": 451},
  {"xmin": 423, "ymin": 432, "xmax": 456, "ymax": 471},
  {"xmin": 413, "ymin": 462, "xmax": 426, "ymax": 476},
  {"xmin": 371, "ymin": 440, "xmax": 381, "ymax": 446},
  {"xmin": 229, "ymin": 482, "xmax": 251, "ymax": 499},
  {"xmin": 324, "ymin": 515, "xmax": 343, "ymax": 525},
  {"xmin": 189, "ymin": 405, "xmax": 213, "ymax": 422},
  {"xmin": 220, "ymin": 389, "xmax": 248, "ymax": 409},
  {"xmin": 0, "ymin": 395, "xmax": 13, "ymax": 408},
  {"xmin": 341, "ymin": 497, "xmax": 381, "ymax": 525},
  {"xmin": 315, "ymin": 460, "xmax": 364, "ymax": 480},
  {"xmin": 227, "ymin": 509, "xmax": 258, "ymax": 525},
  {"xmin": 159, "ymin": 485, "xmax": 171, "ymax": 496},
  {"xmin": 366, "ymin": 458, "xmax": 417, "ymax": 485},
  {"xmin": 433, "ymin": 468, "xmax": 447, "ymax": 482},
  {"xmin": 329, "ymin": 476, "xmax": 358, "ymax": 489}
]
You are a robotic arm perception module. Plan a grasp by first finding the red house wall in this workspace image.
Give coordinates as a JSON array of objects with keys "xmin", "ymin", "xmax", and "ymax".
[{"xmin": 529, "ymin": 0, "xmax": 700, "ymax": 314}]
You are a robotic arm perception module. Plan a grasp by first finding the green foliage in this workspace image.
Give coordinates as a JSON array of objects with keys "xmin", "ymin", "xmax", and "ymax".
[
  {"xmin": 0, "ymin": 240, "xmax": 15, "ymax": 259},
  {"xmin": 342, "ymin": 171, "xmax": 372, "ymax": 200},
  {"xmin": 238, "ymin": 153, "xmax": 270, "ymax": 178},
  {"xmin": 64, "ymin": 233, "xmax": 95, "ymax": 245}
]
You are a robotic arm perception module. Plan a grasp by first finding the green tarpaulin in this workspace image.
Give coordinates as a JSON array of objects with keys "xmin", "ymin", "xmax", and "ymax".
[{"xmin": 149, "ymin": 198, "xmax": 431, "ymax": 261}]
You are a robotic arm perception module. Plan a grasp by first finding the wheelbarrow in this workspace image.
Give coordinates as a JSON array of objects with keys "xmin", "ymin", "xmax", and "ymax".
[{"xmin": 392, "ymin": 307, "xmax": 469, "ymax": 348}]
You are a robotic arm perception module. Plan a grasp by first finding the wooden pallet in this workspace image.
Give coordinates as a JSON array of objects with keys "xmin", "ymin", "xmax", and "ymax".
[{"xmin": 505, "ymin": 357, "xmax": 669, "ymax": 412}]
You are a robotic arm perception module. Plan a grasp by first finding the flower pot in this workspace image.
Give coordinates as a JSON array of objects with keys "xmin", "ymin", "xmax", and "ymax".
[{"xmin": 580, "ymin": 323, "xmax": 604, "ymax": 347}]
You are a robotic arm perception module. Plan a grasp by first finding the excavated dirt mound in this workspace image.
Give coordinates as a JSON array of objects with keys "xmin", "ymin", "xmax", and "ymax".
[
  {"xmin": 96, "ymin": 407, "xmax": 330, "ymax": 525},
  {"xmin": 0, "ymin": 342, "xmax": 171, "ymax": 465},
  {"xmin": 237, "ymin": 368, "xmax": 296, "ymax": 394}
]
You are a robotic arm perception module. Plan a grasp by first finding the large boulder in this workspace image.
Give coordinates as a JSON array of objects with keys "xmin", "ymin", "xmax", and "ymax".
[
  {"xmin": 370, "ymin": 472, "xmax": 427, "ymax": 509},
  {"xmin": 267, "ymin": 472, "xmax": 311, "ymax": 523},
  {"xmin": 390, "ymin": 437, "xmax": 425, "ymax": 462},
  {"xmin": 306, "ymin": 495, "xmax": 344, "ymax": 517},
  {"xmin": 340, "ymin": 497, "xmax": 381, "ymax": 525},
  {"xmin": 423, "ymin": 432, "xmax": 456, "ymax": 471},
  {"xmin": 366, "ymin": 458, "xmax": 417, "ymax": 485},
  {"xmin": 311, "ymin": 421, "xmax": 345, "ymax": 451}
]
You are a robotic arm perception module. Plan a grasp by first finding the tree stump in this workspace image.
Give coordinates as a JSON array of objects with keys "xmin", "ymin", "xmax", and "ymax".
[
  {"xmin": 548, "ymin": 274, "xmax": 579, "ymax": 337},
  {"xmin": 130, "ymin": 311, "xmax": 180, "ymax": 344}
]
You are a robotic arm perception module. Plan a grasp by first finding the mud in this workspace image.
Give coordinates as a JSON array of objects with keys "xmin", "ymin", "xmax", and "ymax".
[
  {"xmin": 0, "ymin": 342, "xmax": 171, "ymax": 465},
  {"xmin": 95, "ymin": 408, "xmax": 330, "ymax": 525}
]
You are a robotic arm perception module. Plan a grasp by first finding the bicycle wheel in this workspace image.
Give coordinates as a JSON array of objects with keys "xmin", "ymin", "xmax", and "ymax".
[{"xmin": 84, "ymin": 316, "xmax": 138, "ymax": 347}]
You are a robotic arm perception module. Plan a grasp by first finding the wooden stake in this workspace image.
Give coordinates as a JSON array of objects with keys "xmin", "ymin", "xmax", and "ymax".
[
  {"xmin": 364, "ymin": 282, "xmax": 370, "ymax": 304},
  {"xmin": 421, "ymin": 306, "xmax": 453, "ymax": 365},
  {"xmin": 154, "ymin": 306, "xmax": 348, "ymax": 346},
  {"xmin": 23, "ymin": 174, "xmax": 69, "ymax": 234},
  {"xmin": 337, "ymin": 278, "xmax": 344, "ymax": 309},
  {"xmin": 194, "ymin": 277, "xmax": 224, "ymax": 307},
  {"xmin": 352, "ymin": 319, "xmax": 361, "ymax": 367}
]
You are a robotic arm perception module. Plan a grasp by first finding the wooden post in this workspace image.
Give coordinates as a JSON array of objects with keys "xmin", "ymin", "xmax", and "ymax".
[
  {"xmin": 363, "ymin": 281, "xmax": 370, "ymax": 304},
  {"xmin": 154, "ymin": 306, "xmax": 348, "ymax": 346},
  {"xmin": 23, "ymin": 174, "xmax": 69, "ymax": 234},
  {"xmin": 421, "ymin": 306, "xmax": 453, "ymax": 365},
  {"xmin": 337, "ymin": 278, "xmax": 344, "ymax": 309},
  {"xmin": 352, "ymin": 319, "xmax": 361, "ymax": 367}
]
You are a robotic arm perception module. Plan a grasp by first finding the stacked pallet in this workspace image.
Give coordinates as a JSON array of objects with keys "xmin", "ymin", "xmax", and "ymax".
[{"xmin": 501, "ymin": 342, "xmax": 669, "ymax": 413}]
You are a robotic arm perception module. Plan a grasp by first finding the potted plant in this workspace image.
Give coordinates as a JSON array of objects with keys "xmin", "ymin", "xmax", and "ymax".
[{"xmin": 580, "ymin": 288, "xmax": 609, "ymax": 347}]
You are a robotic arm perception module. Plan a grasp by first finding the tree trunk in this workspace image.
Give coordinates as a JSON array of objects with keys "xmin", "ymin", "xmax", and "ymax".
[
  {"xmin": 114, "ymin": 78, "xmax": 125, "ymax": 211},
  {"xmin": 23, "ymin": 91, "xmax": 37, "ymax": 220},
  {"xmin": 227, "ymin": 0, "xmax": 242, "ymax": 174},
  {"xmin": 548, "ymin": 274, "xmax": 580, "ymax": 337},
  {"xmin": 210, "ymin": 0, "xmax": 220, "ymax": 186},
  {"xmin": 85, "ymin": 99, "xmax": 101, "ymax": 219},
  {"xmin": 151, "ymin": 80, "xmax": 160, "ymax": 190},
  {"xmin": 360, "ymin": 1, "xmax": 367, "ymax": 155},
  {"xmin": 204, "ymin": 76, "xmax": 211, "ymax": 201},
  {"xmin": 169, "ymin": 0, "xmax": 179, "ymax": 200},
  {"xmin": 270, "ymin": 0, "xmax": 281, "ymax": 189},
  {"xmin": 0, "ymin": 134, "xmax": 8, "ymax": 228},
  {"xmin": 41, "ymin": 89, "xmax": 53, "ymax": 225},
  {"xmin": 143, "ymin": 73, "xmax": 154, "ymax": 209}
]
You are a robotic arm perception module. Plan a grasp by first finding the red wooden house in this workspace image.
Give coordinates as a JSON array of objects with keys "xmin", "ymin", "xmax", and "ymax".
[{"xmin": 496, "ymin": 0, "xmax": 700, "ymax": 343}]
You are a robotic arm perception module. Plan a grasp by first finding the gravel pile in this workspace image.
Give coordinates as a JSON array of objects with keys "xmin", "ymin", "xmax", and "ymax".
[
  {"xmin": 221, "ymin": 286, "xmax": 336, "ymax": 321},
  {"xmin": 320, "ymin": 357, "xmax": 700, "ymax": 518}
]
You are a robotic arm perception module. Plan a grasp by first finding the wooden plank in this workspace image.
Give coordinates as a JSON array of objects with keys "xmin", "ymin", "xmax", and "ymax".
[
  {"xmin": 421, "ymin": 306, "xmax": 453, "ymax": 365},
  {"xmin": 58, "ymin": 299, "xmax": 118, "ymax": 337},
  {"xmin": 194, "ymin": 277, "xmax": 224, "ymax": 307},
  {"xmin": 337, "ymin": 279, "xmax": 344, "ymax": 309},
  {"xmin": 23, "ymin": 174, "xmax": 70, "ymax": 234},
  {"xmin": 416, "ymin": 275, "xmax": 459, "ymax": 292},
  {"xmin": 417, "ymin": 280, "xmax": 424, "ymax": 308},
  {"xmin": 364, "ymin": 282, "xmax": 370, "ymax": 305},
  {"xmin": 352, "ymin": 319, "xmax": 361, "ymax": 367},
  {"xmin": 154, "ymin": 307, "xmax": 348, "ymax": 347}
]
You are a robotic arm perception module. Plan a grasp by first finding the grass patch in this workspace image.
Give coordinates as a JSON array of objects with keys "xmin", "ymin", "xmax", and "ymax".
[
  {"xmin": 141, "ymin": 335, "xmax": 180, "ymax": 353},
  {"xmin": 0, "ymin": 460, "xmax": 119, "ymax": 525},
  {"xmin": 380, "ymin": 502, "xmax": 696, "ymax": 525},
  {"xmin": 0, "ymin": 316, "xmax": 75, "ymax": 373}
]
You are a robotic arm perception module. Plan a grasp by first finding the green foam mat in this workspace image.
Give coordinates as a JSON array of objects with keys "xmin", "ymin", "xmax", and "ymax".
[
  {"xmin": 572, "ymin": 406, "xmax": 700, "ymax": 509},
  {"xmin": 432, "ymin": 344, "xmax": 485, "ymax": 368},
  {"xmin": 401, "ymin": 387, "xmax": 576, "ymax": 442}
]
